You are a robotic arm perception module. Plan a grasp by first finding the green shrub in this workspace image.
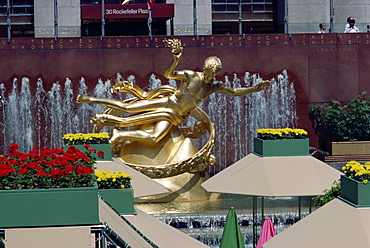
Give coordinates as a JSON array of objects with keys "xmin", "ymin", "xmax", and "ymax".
[
  {"xmin": 309, "ymin": 92, "xmax": 370, "ymax": 149},
  {"xmin": 312, "ymin": 180, "xmax": 340, "ymax": 206}
]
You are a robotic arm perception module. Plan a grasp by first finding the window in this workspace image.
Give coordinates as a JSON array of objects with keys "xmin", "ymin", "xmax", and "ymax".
[
  {"xmin": 0, "ymin": 0, "xmax": 34, "ymax": 37},
  {"xmin": 212, "ymin": 0, "xmax": 274, "ymax": 34}
]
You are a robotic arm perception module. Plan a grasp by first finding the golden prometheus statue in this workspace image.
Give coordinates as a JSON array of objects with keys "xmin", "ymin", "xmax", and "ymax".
[{"xmin": 77, "ymin": 39, "xmax": 270, "ymax": 182}]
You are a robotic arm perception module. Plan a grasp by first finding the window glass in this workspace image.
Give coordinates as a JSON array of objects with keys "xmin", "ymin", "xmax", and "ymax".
[
  {"xmin": 213, "ymin": 5, "xmax": 226, "ymax": 12},
  {"xmin": 227, "ymin": 5, "xmax": 238, "ymax": 12}
]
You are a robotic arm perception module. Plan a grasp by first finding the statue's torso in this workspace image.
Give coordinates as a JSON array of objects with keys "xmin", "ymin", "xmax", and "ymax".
[{"xmin": 175, "ymin": 72, "xmax": 223, "ymax": 115}]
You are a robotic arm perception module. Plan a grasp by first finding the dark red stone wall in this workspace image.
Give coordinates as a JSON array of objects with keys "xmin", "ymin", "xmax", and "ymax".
[{"xmin": 1, "ymin": 33, "xmax": 370, "ymax": 148}]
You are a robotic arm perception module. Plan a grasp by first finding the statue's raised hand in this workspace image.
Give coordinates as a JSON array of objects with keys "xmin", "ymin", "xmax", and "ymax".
[{"xmin": 164, "ymin": 38, "xmax": 183, "ymax": 58}]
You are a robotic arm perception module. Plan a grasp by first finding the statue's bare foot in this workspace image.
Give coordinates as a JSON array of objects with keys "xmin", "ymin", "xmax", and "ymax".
[
  {"xmin": 111, "ymin": 81, "xmax": 133, "ymax": 93},
  {"xmin": 76, "ymin": 94, "xmax": 91, "ymax": 104},
  {"xmin": 90, "ymin": 114, "xmax": 107, "ymax": 125},
  {"xmin": 110, "ymin": 128, "xmax": 122, "ymax": 144}
]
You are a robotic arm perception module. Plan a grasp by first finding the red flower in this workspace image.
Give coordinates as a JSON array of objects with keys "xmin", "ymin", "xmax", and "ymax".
[
  {"xmin": 97, "ymin": 151, "xmax": 105, "ymax": 158},
  {"xmin": 1, "ymin": 143, "xmax": 97, "ymax": 189},
  {"xmin": 66, "ymin": 145, "xmax": 80, "ymax": 154},
  {"xmin": 0, "ymin": 164, "xmax": 14, "ymax": 177},
  {"xmin": 0, "ymin": 156, "xmax": 8, "ymax": 163},
  {"xmin": 88, "ymin": 149, "xmax": 97, "ymax": 153},
  {"xmin": 56, "ymin": 157, "xmax": 70, "ymax": 167},
  {"xmin": 32, "ymin": 146, "xmax": 40, "ymax": 151},
  {"xmin": 8, "ymin": 143, "xmax": 18, "ymax": 152},
  {"xmin": 83, "ymin": 144, "xmax": 91, "ymax": 149},
  {"xmin": 9, "ymin": 160, "xmax": 19, "ymax": 165},
  {"xmin": 76, "ymin": 166, "xmax": 94, "ymax": 175},
  {"xmin": 18, "ymin": 168, "xmax": 29, "ymax": 175},
  {"xmin": 50, "ymin": 168, "xmax": 63, "ymax": 178},
  {"xmin": 28, "ymin": 149, "xmax": 40, "ymax": 160},
  {"xmin": 36, "ymin": 169, "xmax": 49, "ymax": 176},
  {"xmin": 52, "ymin": 148, "xmax": 64, "ymax": 155},
  {"xmin": 62, "ymin": 166, "xmax": 74, "ymax": 177},
  {"xmin": 19, "ymin": 155, "xmax": 29, "ymax": 162},
  {"xmin": 26, "ymin": 161, "xmax": 39, "ymax": 170}
]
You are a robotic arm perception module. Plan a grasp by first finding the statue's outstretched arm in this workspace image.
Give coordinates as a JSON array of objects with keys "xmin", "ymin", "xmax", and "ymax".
[
  {"xmin": 218, "ymin": 80, "xmax": 270, "ymax": 96},
  {"xmin": 163, "ymin": 39, "xmax": 186, "ymax": 80}
]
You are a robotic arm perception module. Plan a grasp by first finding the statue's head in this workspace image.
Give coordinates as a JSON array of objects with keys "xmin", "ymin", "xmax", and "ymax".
[{"xmin": 203, "ymin": 56, "xmax": 222, "ymax": 75}]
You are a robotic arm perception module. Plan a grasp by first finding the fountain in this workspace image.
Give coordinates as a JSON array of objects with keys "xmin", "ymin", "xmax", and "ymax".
[
  {"xmin": 0, "ymin": 68, "xmax": 297, "ymax": 246},
  {"xmin": 0, "ymin": 69, "xmax": 295, "ymax": 170}
]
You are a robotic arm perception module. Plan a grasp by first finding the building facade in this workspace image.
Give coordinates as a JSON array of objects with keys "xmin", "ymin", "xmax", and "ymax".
[
  {"xmin": 0, "ymin": 0, "xmax": 369, "ymax": 39},
  {"xmin": 287, "ymin": 0, "xmax": 370, "ymax": 33}
]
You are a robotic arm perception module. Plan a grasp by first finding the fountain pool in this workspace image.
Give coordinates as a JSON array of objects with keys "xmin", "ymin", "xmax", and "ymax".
[{"xmin": 136, "ymin": 194, "xmax": 319, "ymax": 247}]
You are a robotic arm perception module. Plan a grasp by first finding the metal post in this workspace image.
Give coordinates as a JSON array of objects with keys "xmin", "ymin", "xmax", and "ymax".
[
  {"xmin": 6, "ymin": 0, "xmax": 10, "ymax": 43},
  {"xmin": 284, "ymin": 0, "xmax": 288, "ymax": 33},
  {"xmin": 54, "ymin": 0, "xmax": 58, "ymax": 40},
  {"xmin": 170, "ymin": 18, "xmax": 174, "ymax": 36},
  {"xmin": 298, "ymin": 196, "xmax": 301, "ymax": 220},
  {"xmin": 101, "ymin": 0, "xmax": 105, "ymax": 38},
  {"xmin": 193, "ymin": 0, "xmax": 197, "ymax": 37},
  {"xmin": 148, "ymin": 3, "xmax": 152, "ymax": 39},
  {"xmin": 252, "ymin": 196, "xmax": 257, "ymax": 248},
  {"xmin": 261, "ymin": 196, "xmax": 264, "ymax": 223},
  {"xmin": 329, "ymin": 0, "xmax": 334, "ymax": 33},
  {"xmin": 238, "ymin": 0, "xmax": 242, "ymax": 34}
]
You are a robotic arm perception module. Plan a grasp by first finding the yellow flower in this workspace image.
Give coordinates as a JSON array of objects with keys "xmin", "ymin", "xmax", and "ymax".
[
  {"xmin": 364, "ymin": 180, "xmax": 369, "ymax": 184},
  {"xmin": 63, "ymin": 132, "xmax": 110, "ymax": 144},
  {"xmin": 256, "ymin": 128, "xmax": 307, "ymax": 139},
  {"xmin": 95, "ymin": 169, "xmax": 132, "ymax": 189}
]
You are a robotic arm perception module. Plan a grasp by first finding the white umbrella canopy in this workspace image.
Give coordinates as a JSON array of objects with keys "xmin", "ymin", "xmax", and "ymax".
[
  {"xmin": 201, "ymin": 153, "xmax": 342, "ymax": 197},
  {"xmin": 263, "ymin": 198, "xmax": 370, "ymax": 248},
  {"xmin": 96, "ymin": 159, "xmax": 168, "ymax": 198}
]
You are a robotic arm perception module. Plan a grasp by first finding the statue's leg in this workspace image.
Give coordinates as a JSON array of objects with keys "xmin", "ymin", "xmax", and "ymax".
[
  {"xmin": 77, "ymin": 94, "xmax": 129, "ymax": 110},
  {"xmin": 90, "ymin": 114, "xmax": 128, "ymax": 126},
  {"xmin": 117, "ymin": 97, "xmax": 168, "ymax": 113},
  {"xmin": 110, "ymin": 120, "xmax": 172, "ymax": 144},
  {"xmin": 77, "ymin": 94, "xmax": 168, "ymax": 113}
]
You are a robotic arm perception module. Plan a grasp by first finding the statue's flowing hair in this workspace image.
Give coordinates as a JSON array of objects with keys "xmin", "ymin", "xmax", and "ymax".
[{"xmin": 203, "ymin": 56, "xmax": 222, "ymax": 73}]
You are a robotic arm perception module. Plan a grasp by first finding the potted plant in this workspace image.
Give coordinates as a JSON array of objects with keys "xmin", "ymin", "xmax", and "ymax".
[
  {"xmin": 0, "ymin": 144, "xmax": 100, "ymax": 228},
  {"xmin": 62, "ymin": 132, "xmax": 112, "ymax": 161},
  {"xmin": 339, "ymin": 161, "xmax": 370, "ymax": 207},
  {"xmin": 96, "ymin": 170, "xmax": 135, "ymax": 215},
  {"xmin": 254, "ymin": 128, "xmax": 309, "ymax": 156},
  {"xmin": 309, "ymin": 92, "xmax": 370, "ymax": 155}
]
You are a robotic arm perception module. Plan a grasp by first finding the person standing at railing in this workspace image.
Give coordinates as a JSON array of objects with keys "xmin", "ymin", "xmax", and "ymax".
[
  {"xmin": 344, "ymin": 17, "xmax": 359, "ymax": 33},
  {"xmin": 318, "ymin": 23, "xmax": 326, "ymax": 33}
]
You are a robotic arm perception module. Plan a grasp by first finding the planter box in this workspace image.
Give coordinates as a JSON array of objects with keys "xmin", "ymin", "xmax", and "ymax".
[
  {"xmin": 340, "ymin": 175, "xmax": 370, "ymax": 208},
  {"xmin": 0, "ymin": 186, "xmax": 99, "ymax": 228},
  {"xmin": 99, "ymin": 188, "xmax": 136, "ymax": 215},
  {"xmin": 253, "ymin": 138, "xmax": 309, "ymax": 157},
  {"xmin": 64, "ymin": 144, "xmax": 112, "ymax": 161},
  {"xmin": 329, "ymin": 141, "xmax": 370, "ymax": 155}
]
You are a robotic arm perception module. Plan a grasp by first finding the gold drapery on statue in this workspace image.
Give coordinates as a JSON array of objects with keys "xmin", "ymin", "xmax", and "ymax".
[{"xmin": 90, "ymin": 82, "xmax": 216, "ymax": 179}]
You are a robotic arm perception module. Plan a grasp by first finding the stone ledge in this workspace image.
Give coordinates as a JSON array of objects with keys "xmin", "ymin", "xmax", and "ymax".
[{"xmin": 324, "ymin": 155, "xmax": 370, "ymax": 162}]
